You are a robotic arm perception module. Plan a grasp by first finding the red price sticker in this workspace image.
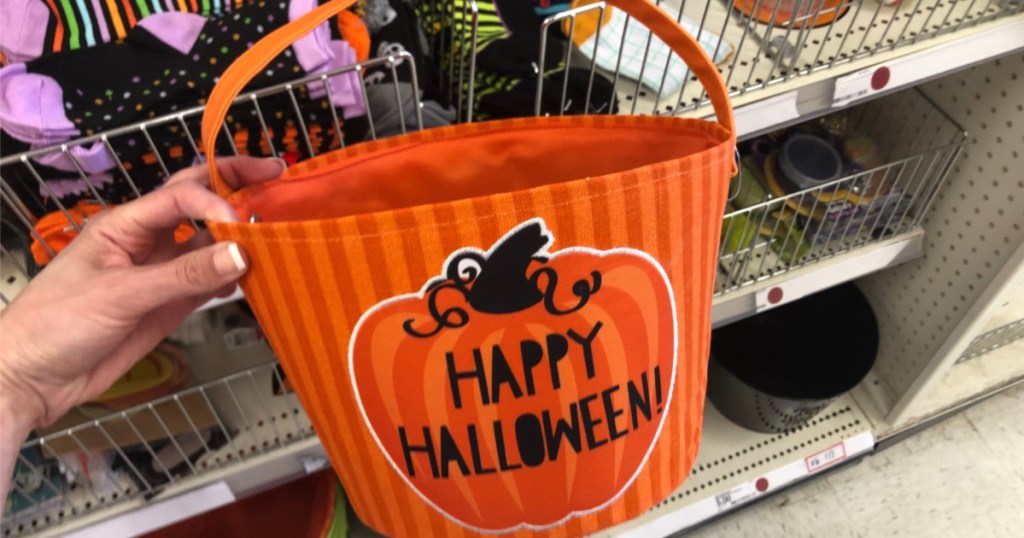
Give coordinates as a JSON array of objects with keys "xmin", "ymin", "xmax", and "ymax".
[
  {"xmin": 805, "ymin": 442, "xmax": 847, "ymax": 474},
  {"xmin": 832, "ymin": 65, "xmax": 892, "ymax": 107}
]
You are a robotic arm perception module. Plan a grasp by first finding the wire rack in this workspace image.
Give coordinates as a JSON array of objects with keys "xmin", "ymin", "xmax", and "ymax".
[
  {"xmin": 0, "ymin": 2, "xmax": 973, "ymax": 535},
  {"xmin": 426, "ymin": 0, "xmax": 1022, "ymax": 121},
  {"xmin": 1, "ymin": 317, "xmax": 313, "ymax": 536},
  {"xmin": 0, "ymin": 53, "xmax": 424, "ymax": 295},
  {"xmin": 714, "ymin": 88, "xmax": 965, "ymax": 295},
  {"xmin": 955, "ymin": 318, "xmax": 1024, "ymax": 363},
  {"xmin": 0, "ymin": 53, "xmax": 427, "ymax": 535}
]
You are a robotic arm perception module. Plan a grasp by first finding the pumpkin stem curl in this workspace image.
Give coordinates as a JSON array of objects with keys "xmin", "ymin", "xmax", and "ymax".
[{"xmin": 530, "ymin": 268, "xmax": 603, "ymax": 315}]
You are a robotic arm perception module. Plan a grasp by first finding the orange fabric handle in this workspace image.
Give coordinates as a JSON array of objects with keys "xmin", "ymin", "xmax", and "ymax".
[
  {"xmin": 201, "ymin": 0, "xmax": 358, "ymax": 197},
  {"xmin": 602, "ymin": 0, "xmax": 735, "ymax": 132},
  {"xmin": 201, "ymin": 0, "xmax": 736, "ymax": 198}
]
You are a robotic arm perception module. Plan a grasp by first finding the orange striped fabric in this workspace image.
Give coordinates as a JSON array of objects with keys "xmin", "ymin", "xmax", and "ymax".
[
  {"xmin": 208, "ymin": 113, "xmax": 733, "ymax": 537},
  {"xmin": 202, "ymin": 0, "xmax": 735, "ymax": 534}
]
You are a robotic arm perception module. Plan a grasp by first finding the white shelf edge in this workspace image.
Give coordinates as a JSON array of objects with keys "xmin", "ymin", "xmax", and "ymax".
[
  {"xmin": 35, "ymin": 398, "xmax": 876, "ymax": 538},
  {"xmin": 600, "ymin": 394, "xmax": 875, "ymax": 537},
  {"xmin": 716, "ymin": 16, "xmax": 1024, "ymax": 139},
  {"xmin": 32, "ymin": 437, "xmax": 326, "ymax": 538},
  {"xmin": 617, "ymin": 431, "xmax": 875, "ymax": 537},
  {"xmin": 712, "ymin": 230, "xmax": 925, "ymax": 328}
]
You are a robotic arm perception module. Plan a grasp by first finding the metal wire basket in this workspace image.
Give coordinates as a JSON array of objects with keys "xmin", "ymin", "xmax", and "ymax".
[
  {"xmin": 425, "ymin": 0, "xmax": 1022, "ymax": 121},
  {"xmin": 715, "ymin": 88, "xmax": 965, "ymax": 295}
]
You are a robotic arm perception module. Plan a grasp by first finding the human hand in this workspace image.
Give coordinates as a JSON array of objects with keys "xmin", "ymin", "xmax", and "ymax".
[{"xmin": 0, "ymin": 156, "xmax": 284, "ymax": 429}]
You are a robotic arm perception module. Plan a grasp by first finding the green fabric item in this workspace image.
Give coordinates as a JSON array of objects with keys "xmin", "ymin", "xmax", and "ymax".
[
  {"xmin": 727, "ymin": 159, "xmax": 811, "ymax": 264},
  {"xmin": 325, "ymin": 482, "xmax": 348, "ymax": 538}
]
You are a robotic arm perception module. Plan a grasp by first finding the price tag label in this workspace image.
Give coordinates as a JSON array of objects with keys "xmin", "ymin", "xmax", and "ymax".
[
  {"xmin": 737, "ymin": 91, "xmax": 800, "ymax": 135},
  {"xmin": 713, "ymin": 483, "xmax": 761, "ymax": 512},
  {"xmin": 805, "ymin": 442, "xmax": 847, "ymax": 474},
  {"xmin": 832, "ymin": 66, "xmax": 892, "ymax": 107}
]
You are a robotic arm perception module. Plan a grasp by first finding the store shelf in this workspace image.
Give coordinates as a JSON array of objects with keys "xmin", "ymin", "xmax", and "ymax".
[
  {"xmin": 599, "ymin": 395, "xmax": 874, "ymax": 537},
  {"xmin": 723, "ymin": 15, "xmax": 1024, "ymax": 139},
  {"xmin": 713, "ymin": 229, "xmax": 924, "ymax": 327},
  {"xmin": 3, "ymin": 364, "xmax": 321, "ymax": 537},
  {"xmin": 5, "ymin": 330, "xmax": 875, "ymax": 538},
  {"xmin": 341, "ymin": 395, "xmax": 875, "ymax": 538},
  {"xmin": 2, "ymin": 317, "xmax": 319, "ymax": 537},
  {"xmin": 29, "ymin": 438, "xmax": 326, "ymax": 538},
  {"xmin": 13, "ymin": 392, "xmax": 880, "ymax": 538},
  {"xmin": 3, "ymin": 2, "xmax": 1018, "ymax": 536},
  {"xmin": 448, "ymin": 1, "xmax": 1024, "ymax": 137}
]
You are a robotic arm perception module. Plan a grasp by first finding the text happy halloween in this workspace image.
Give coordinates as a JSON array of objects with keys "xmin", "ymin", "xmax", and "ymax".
[{"xmin": 397, "ymin": 322, "xmax": 665, "ymax": 479}]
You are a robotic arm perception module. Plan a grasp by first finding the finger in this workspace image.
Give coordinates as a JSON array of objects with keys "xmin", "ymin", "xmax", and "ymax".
[
  {"xmin": 126, "ymin": 241, "xmax": 248, "ymax": 311},
  {"xmin": 108, "ymin": 180, "xmax": 238, "ymax": 232},
  {"xmin": 215, "ymin": 283, "xmax": 238, "ymax": 298},
  {"xmin": 144, "ymin": 229, "xmax": 215, "ymax": 265},
  {"xmin": 217, "ymin": 156, "xmax": 288, "ymax": 189},
  {"xmin": 166, "ymin": 156, "xmax": 287, "ymax": 190}
]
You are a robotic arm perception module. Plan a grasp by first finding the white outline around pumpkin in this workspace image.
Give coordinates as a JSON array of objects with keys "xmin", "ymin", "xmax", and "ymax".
[{"xmin": 348, "ymin": 217, "xmax": 680, "ymax": 534}]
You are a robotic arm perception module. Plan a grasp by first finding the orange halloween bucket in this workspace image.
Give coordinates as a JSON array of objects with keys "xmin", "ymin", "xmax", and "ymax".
[{"xmin": 202, "ymin": 0, "xmax": 736, "ymax": 535}]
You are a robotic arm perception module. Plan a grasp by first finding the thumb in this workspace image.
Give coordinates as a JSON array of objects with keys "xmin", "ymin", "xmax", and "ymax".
[{"xmin": 132, "ymin": 242, "xmax": 248, "ymax": 310}]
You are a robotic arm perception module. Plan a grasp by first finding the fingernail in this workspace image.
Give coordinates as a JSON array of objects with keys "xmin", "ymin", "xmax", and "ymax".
[
  {"xmin": 204, "ymin": 199, "xmax": 238, "ymax": 223},
  {"xmin": 214, "ymin": 242, "xmax": 247, "ymax": 275},
  {"xmin": 211, "ymin": 207, "xmax": 238, "ymax": 223},
  {"xmin": 271, "ymin": 157, "xmax": 288, "ymax": 175}
]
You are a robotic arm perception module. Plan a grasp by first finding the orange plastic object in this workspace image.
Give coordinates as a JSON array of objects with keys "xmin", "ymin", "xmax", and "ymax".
[
  {"xmin": 562, "ymin": 0, "xmax": 614, "ymax": 47},
  {"xmin": 734, "ymin": 0, "xmax": 849, "ymax": 29},
  {"xmin": 337, "ymin": 10, "xmax": 370, "ymax": 62},
  {"xmin": 200, "ymin": 0, "xmax": 736, "ymax": 535},
  {"xmin": 31, "ymin": 200, "xmax": 196, "ymax": 265}
]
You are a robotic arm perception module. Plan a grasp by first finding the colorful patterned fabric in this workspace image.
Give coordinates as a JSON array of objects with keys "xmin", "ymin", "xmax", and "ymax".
[
  {"xmin": 0, "ymin": 0, "xmax": 368, "ymax": 63},
  {"xmin": 1, "ymin": 0, "xmax": 252, "ymax": 63}
]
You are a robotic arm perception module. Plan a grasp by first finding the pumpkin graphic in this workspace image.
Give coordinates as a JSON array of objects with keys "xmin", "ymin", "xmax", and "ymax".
[{"xmin": 349, "ymin": 219, "xmax": 678, "ymax": 532}]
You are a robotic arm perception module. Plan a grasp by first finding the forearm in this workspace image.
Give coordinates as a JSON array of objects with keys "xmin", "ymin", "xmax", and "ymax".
[
  {"xmin": 0, "ymin": 379, "xmax": 36, "ymax": 504},
  {"xmin": 1, "ymin": 312, "xmax": 46, "ymax": 504}
]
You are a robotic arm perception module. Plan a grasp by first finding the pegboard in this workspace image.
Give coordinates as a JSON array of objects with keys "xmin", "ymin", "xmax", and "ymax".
[{"xmin": 858, "ymin": 53, "xmax": 1024, "ymax": 422}]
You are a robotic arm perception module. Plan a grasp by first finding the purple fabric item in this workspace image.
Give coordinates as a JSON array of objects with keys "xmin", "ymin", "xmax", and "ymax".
[
  {"xmin": 0, "ymin": 63, "xmax": 114, "ymax": 173},
  {"xmin": 136, "ymin": 12, "xmax": 207, "ymax": 55},
  {"xmin": 3, "ymin": 0, "xmax": 364, "ymax": 178},
  {"xmin": 306, "ymin": 40, "xmax": 366, "ymax": 118},
  {"xmin": 0, "ymin": 0, "xmax": 49, "ymax": 63},
  {"xmin": 289, "ymin": 0, "xmax": 332, "ymax": 76},
  {"xmin": 32, "ymin": 142, "xmax": 117, "ymax": 174},
  {"xmin": 38, "ymin": 174, "xmax": 115, "ymax": 199},
  {"xmin": 0, "ymin": 64, "xmax": 80, "ymax": 145},
  {"xmin": 289, "ymin": 0, "xmax": 365, "ymax": 118},
  {"xmin": 90, "ymin": 0, "xmax": 112, "ymax": 44}
]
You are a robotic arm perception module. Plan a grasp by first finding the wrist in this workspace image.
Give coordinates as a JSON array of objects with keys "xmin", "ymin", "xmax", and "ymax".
[
  {"xmin": 0, "ymin": 370, "xmax": 45, "ymax": 430},
  {"xmin": 0, "ymin": 379, "xmax": 37, "ymax": 434},
  {"xmin": 1, "ymin": 312, "xmax": 49, "ymax": 430},
  {"xmin": 0, "ymin": 363, "xmax": 39, "ymax": 504}
]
